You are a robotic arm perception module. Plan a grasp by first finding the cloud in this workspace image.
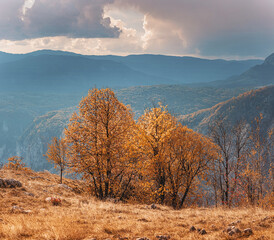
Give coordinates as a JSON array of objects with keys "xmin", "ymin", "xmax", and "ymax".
[
  {"xmin": 1, "ymin": 0, "xmax": 274, "ymax": 58},
  {"xmin": 114, "ymin": 0, "xmax": 274, "ymax": 57},
  {"xmin": 0, "ymin": 0, "xmax": 121, "ymax": 40}
]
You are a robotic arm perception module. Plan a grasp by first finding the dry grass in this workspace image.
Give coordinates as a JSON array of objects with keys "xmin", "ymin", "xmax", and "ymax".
[{"xmin": 0, "ymin": 169, "xmax": 273, "ymax": 240}]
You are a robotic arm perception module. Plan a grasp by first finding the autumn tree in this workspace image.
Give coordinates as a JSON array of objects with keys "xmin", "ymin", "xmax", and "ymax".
[
  {"xmin": 137, "ymin": 104, "xmax": 177, "ymax": 203},
  {"xmin": 164, "ymin": 125, "xmax": 219, "ymax": 209},
  {"xmin": 65, "ymin": 88, "xmax": 136, "ymax": 200},
  {"xmin": 5, "ymin": 156, "xmax": 26, "ymax": 170},
  {"xmin": 46, "ymin": 137, "xmax": 67, "ymax": 184},
  {"xmin": 241, "ymin": 114, "xmax": 272, "ymax": 205}
]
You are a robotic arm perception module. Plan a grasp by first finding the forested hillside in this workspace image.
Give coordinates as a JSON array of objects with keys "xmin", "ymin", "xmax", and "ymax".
[
  {"xmin": 208, "ymin": 53, "xmax": 274, "ymax": 88},
  {"xmin": 180, "ymin": 86, "xmax": 274, "ymax": 134}
]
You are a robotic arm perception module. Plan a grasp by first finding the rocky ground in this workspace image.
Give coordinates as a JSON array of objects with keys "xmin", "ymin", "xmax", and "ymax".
[{"xmin": 0, "ymin": 169, "xmax": 273, "ymax": 240}]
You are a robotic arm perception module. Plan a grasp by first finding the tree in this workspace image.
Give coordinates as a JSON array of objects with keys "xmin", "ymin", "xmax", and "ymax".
[
  {"xmin": 209, "ymin": 118, "xmax": 249, "ymax": 206},
  {"xmin": 164, "ymin": 125, "xmax": 219, "ymax": 209},
  {"xmin": 5, "ymin": 156, "xmax": 26, "ymax": 170},
  {"xmin": 65, "ymin": 88, "xmax": 136, "ymax": 200},
  {"xmin": 241, "ymin": 113, "xmax": 272, "ymax": 205},
  {"xmin": 137, "ymin": 104, "xmax": 177, "ymax": 203},
  {"xmin": 46, "ymin": 137, "xmax": 67, "ymax": 184},
  {"xmin": 209, "ymin": 118, "xmax": 233, "ymax": 206}
]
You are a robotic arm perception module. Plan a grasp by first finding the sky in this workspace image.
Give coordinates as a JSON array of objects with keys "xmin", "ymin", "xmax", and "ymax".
[{"xmin": 0, "ymin": 0, "xmax": 273, "ymax": 59}]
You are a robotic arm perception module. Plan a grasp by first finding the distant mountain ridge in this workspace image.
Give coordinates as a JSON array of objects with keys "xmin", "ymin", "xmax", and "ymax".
[
  {"xmin": 0, "ymin": 50, "xmax": 263, "ymax": 92},
  {"xmin": 208, "ymin": 53, "xmax": 274, "ymax": 88},
  {"xmin": 0, "ymin": 54, "xmax": 170, "ymax": 92}
]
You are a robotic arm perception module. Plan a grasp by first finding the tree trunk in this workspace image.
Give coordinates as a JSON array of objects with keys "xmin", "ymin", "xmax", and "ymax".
[
  {"xmin": 179, "ymin": 185, "xmax": 190, "ymax": 209},
  {"xmin": 60, "ymin": 168, "xmax": 63, "ymax": 184}
]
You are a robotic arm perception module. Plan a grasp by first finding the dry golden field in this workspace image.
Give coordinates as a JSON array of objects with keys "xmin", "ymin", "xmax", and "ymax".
[{"xmin": 0, "ymin": 169, "xmax": 273, "ymax": 240}]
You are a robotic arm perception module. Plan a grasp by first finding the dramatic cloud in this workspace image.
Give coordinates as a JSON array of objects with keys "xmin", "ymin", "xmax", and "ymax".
[
  {"xmin": 1, "ymin": 0, "xmax": 273, "ymax": 58},
  {"xmin": 0, "ymin": 0, "xmax": 120, "ymax": 40},
  {"xmin": 114, "ymin": 0, "xmax": 274, "ymax": 57}
]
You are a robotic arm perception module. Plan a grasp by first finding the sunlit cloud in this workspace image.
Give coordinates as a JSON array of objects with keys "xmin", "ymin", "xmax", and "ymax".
[{"xmin": 0, "ymin": 0, "xmax": 273, "ymax": 58}]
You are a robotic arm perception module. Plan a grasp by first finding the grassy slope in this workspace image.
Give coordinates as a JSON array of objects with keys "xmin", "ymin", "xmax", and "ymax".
[{"xmin": 0, "ymin": 169, "xmax": 273, "ymax": 240}]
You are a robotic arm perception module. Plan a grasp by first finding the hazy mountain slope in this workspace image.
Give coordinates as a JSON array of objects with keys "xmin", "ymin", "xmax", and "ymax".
[
  {"xmin": 116, "ymin": 85, "xmax": 247, "ymax": 117},
  {"xmin": 18, "ymin": 108, "xmax": 76, "ymax": 171},
  {"xmin": 0, "ymin": 52, "xmax": 26, "ymax": 64},
  {"xmin": 0, "ymin": 54, "xmax": 170, "ymax": 92},
  {"xmin": 180, "ymin": 85, "xmax": 274, "ymax": 134},
  {"xmin": 0, "ymin": 93, "xmax": 82, "ymax": 163},
  {"xmin": 0, "ymin": 50, "xmax": 262, "ymax": 91},
  {"xmin": 105, "ymin": 54, "xmax": 262, "ymax": 83},
  {"xmin": 209, "ymin": 53, "xmax": 274, "ymax": 88},
  {"xmin": 15, "ymin": 86, "xmax": 247, "ymax": 170}
]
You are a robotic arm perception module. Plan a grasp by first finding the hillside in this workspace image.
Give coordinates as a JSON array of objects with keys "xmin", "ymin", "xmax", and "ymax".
[
  {"xmin": 88, "ymin": 54, "xmax": 262, "ymax": 84},
  {"xmin": 0, "ymin": 50, "xmax": 262, "ymax": 93},
  {"xmin": 18, "ymin": 108, "xmax": 76, "ymax": 171},
  {"xmin": 0, "ymin": 168, "xmax": 273, "ymax": 240},
  {"xmin": 180, "ymin": 85, "xmax": 274, "ymax": 134},
  {"xmin": 0, "ymin": 93, "xmax": 82, "ymax": 165},
  {"xmin": 13, "ymin": 86, "xmax": 247, "ymax": 170},
  {"xmin": 209, "ymin": 53, "xmax": 274, "ymax": 88},
  {"xmin": 0, "ymin": 54, "xmax": 169, "ymax": 92}
]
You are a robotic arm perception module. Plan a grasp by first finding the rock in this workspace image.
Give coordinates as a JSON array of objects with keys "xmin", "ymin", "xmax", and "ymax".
[
  {"xmin": 30, "ymin": 176, "xmax": 45, "ymax": 180},
  {"xmin": 156, "ymin": 235, "xmax": 170, "ymax": 240},
  {"xmin": 228, "ymin": 230, "xmax": 235, "ymax": 236},
  {"xmin": 151, "ymin": 203, "xmax": 157, "ymax": 209},
  {"xmin": 199, "ymin": 229, "xmax": 207, "ymax": 235},
  {"xmin": 22, "ymin": 210, "xmax": 32, "ymax": 214},
  {"xmin": 0, "ymin": 178, "xmax": 22, "ymax": 188},
  {"xmin": 11, "ymin": 206, "xmax": 31, "ymax": 214},
  {"xmin": 234, "ymin": 228, "xmax": 241, "ymax": 234},
  {"xmin": 261, "ymin": 216, "xmax": 270, "ymax": 221},
  {"xmin": 11, "ymin": 205, "xmax": 24, "ymax": 212},
  {"xmin": 45, "ymin": 197, "xmax": 52, "ymax": 202},
  {"xmin": 225, "ymin": 226, "xmax": 233, "ymax": 233},
  {"xmin": 243, "ymin": 228, "xmax": 253, "ymax": 236},
  {"xmin": 58, "ymin": 184, "xmax": 72, "ymax": 190},
  {"xmin": 138, "ymin": 218, "xmax": 150, "ymax": 222},
  {"xmin": 136, "ymin": 238, "xmax": 150, "ymax": 240},
  {"xmin": 229, "ymin": 220, "xmax": 241, "ymax": 225},
  {"xmin": 24, "ymin": 192, "xmax": 35, "ymax": 197},
  {"xmin": 211, "ymin": 224, "xmax": 217, "ymax": 229},
  {"xmin": 189, "ymin": 226, "xmax": 196, "ymax": 232}
]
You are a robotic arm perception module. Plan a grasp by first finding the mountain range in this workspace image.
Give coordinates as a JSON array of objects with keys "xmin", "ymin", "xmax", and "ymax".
[
  {"xmin": 0, "ymin": 50, "xmax": 273, "ymax": 170},
  {"xmin": 208, "ymin": 53, "xmax": 274, "ymax": 88},
  {"xmin": 0, "ymin": 50, "xmax": 263, "ymax": 92}
]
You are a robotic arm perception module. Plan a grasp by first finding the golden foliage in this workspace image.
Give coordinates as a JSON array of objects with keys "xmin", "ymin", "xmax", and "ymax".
[
  {"xmin": 65, "ymin": 88, "xmax": 136, "ymax": 200},
  {"xmin": 136, "ymin": 104, "xmax": 178, "ymax": 203},
  {"xmin": 5, "ymin": 156, "xmax": 26, "ymax": 170},
  {"xmin": 45, "ymin": 137, "xmax": 67, "ymax": 183},
  {"xmin": 164, "ymin": 125, "xmax": 219, "ymax": 208},
  {"xmin": 134, "ymin": 104, "xmax": 218, "ymax": 208}
]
